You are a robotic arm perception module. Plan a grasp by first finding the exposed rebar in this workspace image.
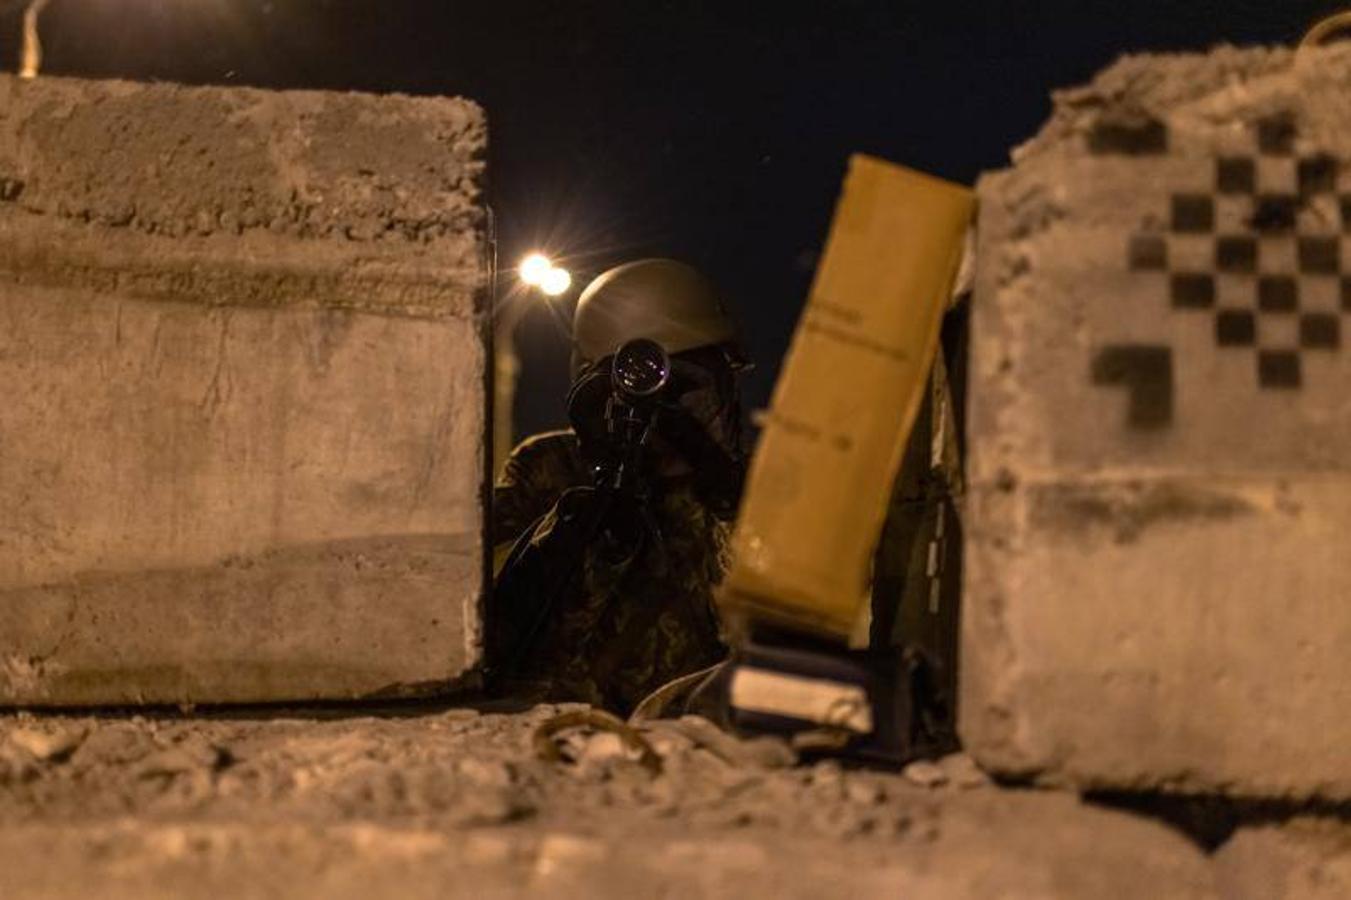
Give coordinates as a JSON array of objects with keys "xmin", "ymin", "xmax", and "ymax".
[
  {"xmin": 19, "ymin": 0, "xmax": 52, "ymax": 79},
  {"xmin": 1300, "ymin": 9, "xmax": 1351, "ymax": 49}
]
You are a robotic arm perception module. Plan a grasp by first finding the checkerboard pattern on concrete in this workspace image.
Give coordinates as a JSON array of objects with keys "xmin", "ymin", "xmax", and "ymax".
[
  {"xmin": 1127, "ymin": 113, "xmax": 1351, "ymax": 390},
  {"xmin": 966, "ymin": 44, "xmax": 1351, "ymax": 802}
]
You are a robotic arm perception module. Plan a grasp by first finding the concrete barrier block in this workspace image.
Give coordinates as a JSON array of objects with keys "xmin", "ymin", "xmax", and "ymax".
[
  {"xmin": 962, "ymin": 45, "xmax": 1351, "ymax": 798},
  {"xmin": 1216, "ymin": 820, "xmax": 1351, "ymax": 900},
  {"xmin": 0, "ymin": 75, "xmax": 487, "ymax": 705}
]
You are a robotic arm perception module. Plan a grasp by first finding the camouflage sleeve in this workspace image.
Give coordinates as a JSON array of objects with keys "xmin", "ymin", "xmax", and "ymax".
[
  {"xmin": 487, "ymin": 431, "xmax": 594, "ymax": 674},
  {"xmin": 492, "ymin": 431, "xmax": 585, "ymax": 548}
]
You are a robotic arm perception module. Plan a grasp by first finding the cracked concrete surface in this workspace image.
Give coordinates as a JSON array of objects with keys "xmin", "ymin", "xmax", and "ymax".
[{"xmin": 2, "ymin": 707, "xmax": 1343, "ymax": 899}]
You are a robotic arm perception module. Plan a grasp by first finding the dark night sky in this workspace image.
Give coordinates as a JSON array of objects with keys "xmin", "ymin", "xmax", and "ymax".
[{"xmin": 1, "ymin": 0, "xmax": 1343, "ymax": 437}]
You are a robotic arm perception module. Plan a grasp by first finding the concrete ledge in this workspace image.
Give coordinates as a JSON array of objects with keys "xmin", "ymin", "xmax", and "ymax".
[{"xmin": 0, "ymin": 75, "xmax": 483, "ymax": 246}]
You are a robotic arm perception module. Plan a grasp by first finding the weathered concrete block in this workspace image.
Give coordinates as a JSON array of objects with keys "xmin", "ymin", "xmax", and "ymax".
[
  {"xmin": 1216, "ymin": 819, "xmax": 1351, "ymax": 900},
  {"xmin": 0, "ymin": 75, "xmax": 487, "ymax": 704},
  {"xmin": 963, "ymin": 45, "xmax": 1351, "ymax": 797}
]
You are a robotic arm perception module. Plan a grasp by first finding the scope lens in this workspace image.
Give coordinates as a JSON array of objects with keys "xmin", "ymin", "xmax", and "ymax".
[{"xmin": 612, "ymin": 339, "xmax": 671, "ymax": 399}]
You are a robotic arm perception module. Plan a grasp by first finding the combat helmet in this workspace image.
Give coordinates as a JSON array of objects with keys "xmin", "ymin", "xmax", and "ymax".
[{"xmin": 571, "ymin": 258, "xmax": 742, "ymax": 375}]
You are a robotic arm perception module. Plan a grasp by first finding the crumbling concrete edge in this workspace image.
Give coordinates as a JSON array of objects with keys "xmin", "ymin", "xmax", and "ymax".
[
  {"xmin": 1011, "ymin": 42, "xmax": 1351, "ymax": 166},
  {"xmin": 959, "ymin": 167, "xmax": 1043, "ymax": 782}
]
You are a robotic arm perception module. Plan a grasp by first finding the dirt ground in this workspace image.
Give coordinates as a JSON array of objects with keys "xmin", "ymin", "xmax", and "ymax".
[{"xmin": 0, "ymin": 704, "xmax": 1318, "ymax": 899}]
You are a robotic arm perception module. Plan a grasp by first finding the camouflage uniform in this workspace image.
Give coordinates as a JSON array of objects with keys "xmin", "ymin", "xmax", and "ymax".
[{"xmin": 491, "ymin": 429, "xmax": 729, "ymax": 715}]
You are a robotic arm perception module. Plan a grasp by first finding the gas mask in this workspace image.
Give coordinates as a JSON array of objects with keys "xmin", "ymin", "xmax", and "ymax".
[{"xmin": 568, "ymin": 340, "xmax": 746, "ymax": 515}]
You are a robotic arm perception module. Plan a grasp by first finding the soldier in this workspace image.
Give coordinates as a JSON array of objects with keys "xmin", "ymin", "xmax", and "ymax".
[{"xmin": 487, "ymin": 258, "xmax": 749, "ymax": 716}]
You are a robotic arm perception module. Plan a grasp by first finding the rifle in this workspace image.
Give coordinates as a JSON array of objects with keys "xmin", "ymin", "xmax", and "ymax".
[{"xmin": 487, "ymin": 339, "xmax": 672, "ymax": 684}]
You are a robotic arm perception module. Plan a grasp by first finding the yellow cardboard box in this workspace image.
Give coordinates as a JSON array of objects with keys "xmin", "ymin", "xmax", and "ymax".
[{"xmin": 722, "ymin": 155, "xmax": 974, "ymax": 640}]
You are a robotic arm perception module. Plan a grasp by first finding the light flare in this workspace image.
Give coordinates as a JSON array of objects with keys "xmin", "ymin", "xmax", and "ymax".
[
  {"xmin": 539, "ymin": 266, "xmax": 572, "ymax": 296},
  {"xmin": 518, "ymin": 253, "xmax": 553, "ymax": 287}
]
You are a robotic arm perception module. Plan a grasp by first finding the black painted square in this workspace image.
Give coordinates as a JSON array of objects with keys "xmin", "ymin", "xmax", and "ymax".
[
  {"xmin": 1250, "ymin": 194, "xmax": 1297, "ymax": 233},
  {"xmin": 1216, "ymin": 310, "xmax": 1256, "ymax": 346},
  {"xmin": 1118, "ymin": 119, "xmax": 1350, "ymax": 400},
  {"xmin": 1257, "ymin": 115, "xmax": 1296, "ymax": 155},
  {"xmin": 1216, "ymin": 236, "xmax": 1257, "ymax": 272},
  {"xmin": 1297, "ymin": 155, "xmax": 1339, "ymax": 195},
  {"xmin": 1088, "ymin": 118, "xmax": 1168, "ymax": 155},
  {"xmin": 1172, "ymin": 194, "xmax": 1215, "ymax": 232},
  {"xmin": 1300, "ymin": 313, "xmax": 1340, "ymax": 349},
  {"xmin": 1258, "ymin": 276, "xmax": 1298, "ymax": 312},
  {"xmin": 1128, "ymin": 234, "xmax": 1168, "ymax": 270},
  {"xmin": 1171, "ymin": 273, "xmax": 1215, "ymax": 308},
  {"xmin": 1216, "ymin": 157, "xmax": 1255, "ymax": 194},
  {"xmin": 1298, "ymin": 236, "xmax": 1340, "ymax": 274},
  {"xmin": 1258, "ymin": 351, "xmax": 1302, "ymax": 389},
  {"xmin": 1091, "ymin": 345, "xmax": 1173, "ymax": 428}
]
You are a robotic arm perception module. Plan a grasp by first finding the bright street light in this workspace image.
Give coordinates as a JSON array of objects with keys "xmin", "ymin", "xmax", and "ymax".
[
  {"xmin": 496, "ymin": 252, "xmax": 575, "ymax": 474},
  {"xmin": 539, "ymin": 266, "xmax": 572, "ymax": 296},
  {"xmin": 518, "ymin": 253, "xmax": 553, "ymax": 287},
  {"xmin": 518, "ymin": 251, "xmax": 573, "ymax": 297}
]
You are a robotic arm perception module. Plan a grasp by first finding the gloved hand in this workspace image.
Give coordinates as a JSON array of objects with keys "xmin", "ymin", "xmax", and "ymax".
[
  {"xmin": 568, "ymin": 360, "xmax": 667, "ymax": 497},
  {"xmin": 554, "ymin": 485, "xmax": 646, "ymax": 565},
  {"xmin": 655, "ymin": 352, "xmax": 746, "ymax": 517},
  {"xmin": 566, "ymin": 366, "xmax": 621, "ymax": 478}
]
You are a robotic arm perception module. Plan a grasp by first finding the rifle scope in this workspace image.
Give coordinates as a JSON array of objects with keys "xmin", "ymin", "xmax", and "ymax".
[{"xmin": 611, "ymin": 338, "xmax": 671, "ymax": 402}]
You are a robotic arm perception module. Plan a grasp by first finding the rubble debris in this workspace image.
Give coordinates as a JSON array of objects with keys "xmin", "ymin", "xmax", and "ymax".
[
  {"xmin": 939, "ymin": 753, "xmax": 992, "ymax": 790},
  {"xmin": 902, "ymin": 760, "xmax": 948, "ymax": 789},
  {"xmin": 532, "ymin": 709, "xmax": 663, "ymax": 775},
  {"xmin": 4, "ymin": 725, "xmax": 86, "ymax": 762},
  {"xmin": 0, "ymin": 707, "xmax": 1229, "ymax": 899}
]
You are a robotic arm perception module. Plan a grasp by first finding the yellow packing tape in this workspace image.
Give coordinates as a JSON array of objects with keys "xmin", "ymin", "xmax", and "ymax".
[{"xmin": 722, "ymin": 155, "xmax": 974, "ymax": 640}]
